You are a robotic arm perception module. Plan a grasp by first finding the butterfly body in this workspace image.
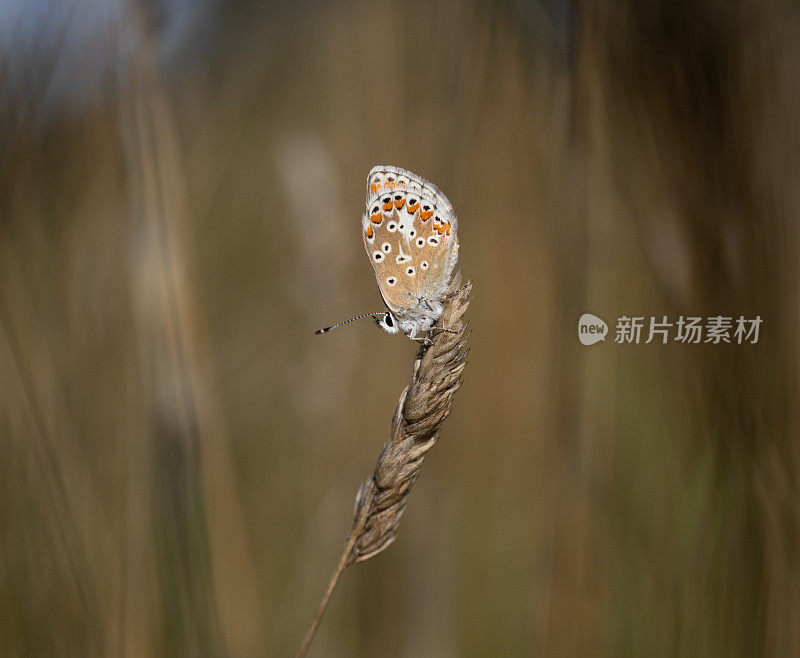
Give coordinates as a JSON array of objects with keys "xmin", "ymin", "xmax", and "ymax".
[{"xmin": 362, "ymin": 165, "xmax": 459, "ymax": 340}]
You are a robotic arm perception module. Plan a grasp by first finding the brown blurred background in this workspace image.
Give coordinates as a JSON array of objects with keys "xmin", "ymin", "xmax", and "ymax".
[{"xmin": 1, "ymin": 0, "xmax": 799, "ymax": 656}]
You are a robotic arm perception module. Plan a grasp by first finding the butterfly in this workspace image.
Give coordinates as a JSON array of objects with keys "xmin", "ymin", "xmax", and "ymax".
[{"xmin": 316, "ymin": 165, "xmax": 459, "ymax": 341}]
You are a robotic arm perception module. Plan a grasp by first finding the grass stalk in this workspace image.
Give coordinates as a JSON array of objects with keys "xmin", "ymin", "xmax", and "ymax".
[{"xmin": 297, "ymin": 276, "xmax": 471, "ymax": 657}]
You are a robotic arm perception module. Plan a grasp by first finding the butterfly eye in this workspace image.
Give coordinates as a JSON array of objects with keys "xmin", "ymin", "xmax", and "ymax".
[
  {"xmin": 382, "ymin": 242, "xmax": 391, "ymax": 253},
  {"xmin": 386, "ymin": 277, "xmax": 397, "ymax": 286},
  {"xmin": 385, "ymin": 313, "xmax": 394, "ymax": 327},
  {"xmin": 373, "ymin": 252, "xmax": 384, "ymax": 262}
]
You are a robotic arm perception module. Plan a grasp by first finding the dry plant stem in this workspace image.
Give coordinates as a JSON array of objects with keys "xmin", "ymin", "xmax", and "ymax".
[{"xmin": 297, "ymin": 276, "xmax": 471, "ymax": 658}]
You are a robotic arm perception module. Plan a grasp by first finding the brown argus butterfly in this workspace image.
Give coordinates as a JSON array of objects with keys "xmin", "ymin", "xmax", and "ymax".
[{"xmin": 316, "ymin": 165, "xmax": 459, "ymax": 341}]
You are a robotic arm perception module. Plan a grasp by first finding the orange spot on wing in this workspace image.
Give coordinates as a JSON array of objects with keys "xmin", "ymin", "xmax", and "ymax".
[
  {"xmin": 394, "ymin": 198, "xmax": 406, "ymax": 209},
  {"xmin": 437, "ymin": 223, "xmax": 447, "ymax": 235},
  {"xmin": 420, "ymin": 209, "xmax": 433, "ymax": 221},
  {"xmin": 365, "ymin": 224, "xmax": 374, "ymax": 238},
  {"xmin": 370, "ymin": 213, "xmax": 383, "ymax": 224},
  {"xmin": 445, "ymin": 223, "xmax": 451, "ymax": 235},
  {"xmin": 406, "ymin": 202, "xmax": 420, "ymax": 214},
  {"xmin": 382, "ymin": 200, "xmax": 393, "ymax": 211}
]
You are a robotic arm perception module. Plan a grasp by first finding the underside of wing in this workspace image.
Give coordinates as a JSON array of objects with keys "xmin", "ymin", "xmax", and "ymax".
[{"xmin": 362, "ymin": 166, "xmax": 459, "ymax": 317}]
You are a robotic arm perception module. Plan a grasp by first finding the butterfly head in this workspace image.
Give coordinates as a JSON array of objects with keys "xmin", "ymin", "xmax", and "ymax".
[{"xmin": 375, "ymin": 311, "xmax": 400, "ymax": 334}]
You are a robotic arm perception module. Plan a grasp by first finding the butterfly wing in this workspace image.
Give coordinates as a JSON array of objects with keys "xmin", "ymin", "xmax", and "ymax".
[{"xmin": 362, "ymin": 166, "xmax": 459, "ymax": 321}]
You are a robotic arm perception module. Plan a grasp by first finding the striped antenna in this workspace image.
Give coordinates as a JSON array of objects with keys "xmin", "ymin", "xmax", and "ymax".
[{"xmin": 315, "ymin": 312, "xmax": 386, "ymax": 335}]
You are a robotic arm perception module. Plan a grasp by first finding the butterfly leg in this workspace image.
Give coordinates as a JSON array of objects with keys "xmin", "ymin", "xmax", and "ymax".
[
  {"xmin": 423, "ymin": 299, "xmax": 443, "ymax": 314},
  {"xmin": 406, "ymin": 325, "xmax": 433, "ymax": 346}
]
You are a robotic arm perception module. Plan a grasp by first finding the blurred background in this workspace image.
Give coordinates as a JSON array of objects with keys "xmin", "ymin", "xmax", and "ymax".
[{"xmin": 1, "ymin": 0, "xmax": 799, "ymax": 656}]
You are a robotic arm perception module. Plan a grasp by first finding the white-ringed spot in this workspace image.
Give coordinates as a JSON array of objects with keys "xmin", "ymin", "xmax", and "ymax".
[
  {"xmin": 373, "ymin": 251, "xmax": 385, "ymax": 262},
  {"xmin": 428, "ymin": 236, "xmax": 439, "ymax": 246},
  {"xmin": 421, "ymin": 261, "xmax": 429, "ymax": 270},
  {"xmin": 387, "ymin": 277, "xmax": 397, "ymax": 286},
  {"xmin": 387, "ymin": 222, "xmax": 397, "ymax": 232},
  {"xmin": 406, "ymin": 266, "xmax": 415, "ymax": 277},
  {"xmin": 382, "ymin": 242, "xmax": 391, "ymax": 253}
]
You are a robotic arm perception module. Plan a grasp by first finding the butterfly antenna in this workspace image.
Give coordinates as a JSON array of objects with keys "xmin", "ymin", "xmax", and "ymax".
[{"xmin": 315, "ymin": 312, "xmax": 385, "ymax": 335}]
